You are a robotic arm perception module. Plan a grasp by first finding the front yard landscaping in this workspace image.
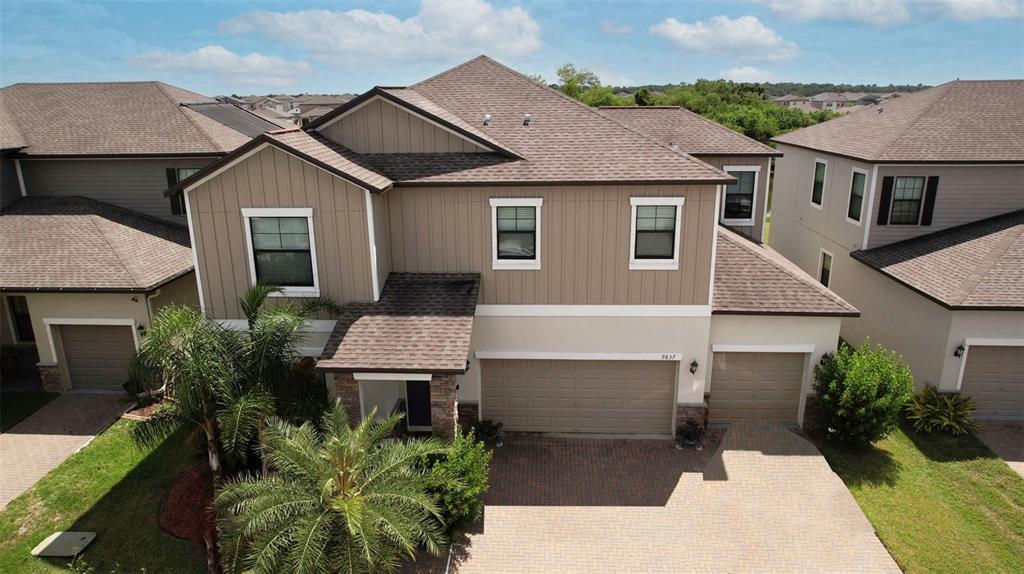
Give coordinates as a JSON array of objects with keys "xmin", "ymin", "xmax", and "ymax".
[
  {"xmin": 822, "ymin": 423, "xmax": 1024, "ymax": 574},
  {"xmin": 1, "ymin": 390, "xmax": 57, "ymax": 432},
  {"xmin": 0, "ymin": 420, "xmax": 205, "ymax": 573}
]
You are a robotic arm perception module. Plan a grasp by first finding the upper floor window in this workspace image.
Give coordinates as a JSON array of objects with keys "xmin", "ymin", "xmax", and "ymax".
[
  {"xmin": 721, "ymin": 166, "xmax": 759, "ymax": 226},
  {"xmin": 847, "ymin": 168, "xmax": 868, "ymax": 224},
  {"xmin": 490, "ymin": 198, "xmax": 542, "ymax": 270},
  {"xmin": 889, "ymin": 176, "xmax": 925, "ymax": 225},
  {"xmin": 629, "ymin": 197, "xmax": 684, "ymax": 270},
  {"xmin": 167, "ymin": 167, "xmax": 202, "ymax": 216},
  {"xmin": 810, "ymin": 160, "xmax": 827, "ymax": 208},
  {"xmin": 818, "ymin": 249, "xmax": 833, "ymax": 287},
  {"xmin": 242, "ymin": 208, "xmax": 320, "ymax": 296}
]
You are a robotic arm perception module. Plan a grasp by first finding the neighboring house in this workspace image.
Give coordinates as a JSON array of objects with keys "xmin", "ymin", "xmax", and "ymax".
[
  {"xmin": 167, "ymin": 56, "xmax": 856, "ymax": 439},
  {"xmin": 0, "ymin": 81, "xmax": 275, "ymax": 392},
  {"xmin": 769, "ymin": 80, "xmax": 1024, "ymax": 419},
  {"xmin": 295, "ymin": 94, "xmax": 352, "ymax": 114},
  {"xmin": 772, "ymin": 94, "xmax": 810, "ymax": 107},
  {"xmin": 809, "ymin": 92, "xmax": 847, "ymax": 110},
  {"xmin": 297, "ymin": 106, "xmax": 337, "ymax": 126}
]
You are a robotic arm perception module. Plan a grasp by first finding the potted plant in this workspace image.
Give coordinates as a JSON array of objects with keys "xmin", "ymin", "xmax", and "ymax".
[
  {"xmin": 676, "ymin": 420, "xmax": 704, "ymax": 450},
  {"xmin": 474, "ymin": 420, "xmax": 505, "ymax": 447}
]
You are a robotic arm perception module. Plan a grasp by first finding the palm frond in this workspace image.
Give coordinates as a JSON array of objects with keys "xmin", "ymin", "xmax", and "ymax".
[
  {"xmin": 128, "ymin": 405, "xmax": 185, "ymax": 450},
  {"xmin": 239, "ymin": 284, "xmax": 284, "ymax": 325},
  {"xmin": 218, "ymin": 390, "xmax": 275, "ymax": 467}
]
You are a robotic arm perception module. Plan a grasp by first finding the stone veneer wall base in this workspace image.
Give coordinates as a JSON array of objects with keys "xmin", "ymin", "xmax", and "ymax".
[
  {"xmin": 38, "ymin": 365, "xmax": 64, "ymax": 393},
  {"xmin": 676, "ymin": 401, "xmax": 708, "ymax": 431}
]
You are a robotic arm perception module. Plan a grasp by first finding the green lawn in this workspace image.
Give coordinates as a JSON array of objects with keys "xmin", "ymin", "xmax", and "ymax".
[
  {"xmin": 0, "ymin": 420, "xmax": 206, "ymax": 573},
  {"xmin": 2, "ymin": 390, "xmax": 58, "ymax": 432},
  {"xmin": 821, "ymin": 424, "xmax": 1024, "ymax": 574}
]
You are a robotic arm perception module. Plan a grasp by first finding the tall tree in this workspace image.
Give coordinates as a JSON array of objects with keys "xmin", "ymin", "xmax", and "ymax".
[
  {"xmin": 556, "ymin": 63, "xmax": 601, "ymax": 99},
  {"xmin": 217, "ymin": 404, "xmax": 451, "ymax": 574}
]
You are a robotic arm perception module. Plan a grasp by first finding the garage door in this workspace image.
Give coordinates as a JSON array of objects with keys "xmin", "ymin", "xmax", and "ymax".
[
  {"xmin": 709, "ymin": 352, "xmax": 805, "ymax": 423},
  {"xmin": 960, "ymin": 345, "xmax": 1024, "ymax": 419},
  {"xmin": 61, "ymin": 325, "xmax": 136, "ymax": 390},
  {"xmin": 481, "ymin": 359, "xmax": 675, "ymax": 434}
]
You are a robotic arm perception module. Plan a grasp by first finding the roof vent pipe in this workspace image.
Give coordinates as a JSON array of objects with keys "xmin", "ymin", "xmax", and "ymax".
[
  {"xmin": 523, "ymin": 113, "xmax": 532, "ymax": 126},
  {"xmin": 483, "ymin": 114, "xmax": 492, "ymax": 126}
]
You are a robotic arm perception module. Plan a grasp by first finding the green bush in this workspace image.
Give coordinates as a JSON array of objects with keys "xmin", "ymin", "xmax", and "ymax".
[
  {"xmin": 424, "ymin": 429, "xmax": 492, "ymax": 530},
  {"xmin": 122, "ymin": 351, "xmax": 162, "ymax": 399},
  {"xmin": 813, "ymin": 341, "xmax": 915, "ymax": 447},
  {"xmin": 905, "ymin": 385, "xmax": 980, "ymax": 435}
]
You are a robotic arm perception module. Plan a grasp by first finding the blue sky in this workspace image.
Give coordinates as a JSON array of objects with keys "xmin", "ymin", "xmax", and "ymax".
[{"xmin": 2, "ymin": 0, "xmax": 1022, "ymax": 95}]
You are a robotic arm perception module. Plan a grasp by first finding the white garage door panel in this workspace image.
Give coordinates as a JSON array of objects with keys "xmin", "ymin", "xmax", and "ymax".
[
  {"xmin": 481, "ymin": 359, "xmax": 675, "ymax": 434},
  {"xmin": 709, "ymin": 352, "xmax": 805, "ymax": 423},
  {"xmin": 61, "ymin": 324, "xmax": 135, "ymax": 390},
  {"xmin": 961, "ymin": 345, "xmax": 1024, "ymax": 419}
]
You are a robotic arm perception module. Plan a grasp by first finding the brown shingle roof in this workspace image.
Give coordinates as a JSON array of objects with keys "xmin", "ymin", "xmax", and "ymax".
[
  {"xmin": 0, "ymin": 197, "xmax": 193, "ymax": 291},
  {"xmin": 852, "ymin": 210, "xmax": 1024, "ymax": 310},
  {"xmin": 773, "ymin": 80, "xmax": 1024, "ymax": 163},
  {"xmin": 318, "ymin": 273, "xmax": 480, "ymax": 373},
  {"xmin": 0, "ymin": 92, "xmax": 27, "ymax": 150},
  {"xmin": 714, "ymin": 227, "xmax": 858, "ymax": 316},
  {"xmin": 0, "ymin": 81, "xmax": 253, "ymax": 156},
  {"xmin": 598, "ymin": 106, "xmax": 780, "ymax": 156}
]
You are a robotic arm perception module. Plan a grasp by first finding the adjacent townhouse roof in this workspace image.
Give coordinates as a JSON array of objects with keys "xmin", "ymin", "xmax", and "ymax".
[
  {"xmin": 852, "ymin": 210, "xmax": 1024, "ymax": 310},
  {"xmin": 165, "ymin": 128, "xmax": 393, "ymax": 195},
  {"xmin": 182, "ymin": 103, "xmax": 283, "ymax": 138},
  {"xmin": 597, "ymin": 106, "xmax": 781, "ymax": 156},
  {"xmin": 0, "ymin": 81, "xmax": 254, "ymax": 156},
  {"xmin": 809, "ymin": 92, "xmax": 845, "ymax": 102},
  {"xmin": 714, "ymin": 227, "xmax": 858, "ymax": 316},
  {"xmin": 306, "ymin": 56, "xmax": 733, "ymax": 186},
  {"xmin": 295, "ymin": 95, "xmax": 351, "ymax": 106},
  {"xmin": 298, "ymin": 106, "xmax": 336, "ymax": 119},
  {"xmin": 0, "ymin": 196, "xmax": 193, "ymax": 292},
  {"xmin": 318, "ymin": 273, "xmax": 480, "ymax": 374},
  {"xmin": 773, "ymin": 80, "xmax": 1024, "ymax": 163},
  {"xmin": 0, "ymin": 92, "xmax": 27, "ymax": 150},
  {"xmin": 772, "ymin": 94, "xmax": 807, "ymax": 103}
]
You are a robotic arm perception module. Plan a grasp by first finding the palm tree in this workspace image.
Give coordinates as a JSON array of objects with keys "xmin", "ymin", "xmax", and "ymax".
[{"xmin": 216, "ymin": 403, "xmax": 450, "ymax": 574}]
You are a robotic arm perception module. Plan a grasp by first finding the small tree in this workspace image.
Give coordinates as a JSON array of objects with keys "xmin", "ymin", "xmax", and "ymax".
[
  {"xmin": 813, "ymin": 340, "xmax": 914, "ymax": 447},
  {"xmin": 556, "ymin": 63, "xmax": 601, "ymax": 99},
  {"xmin": 633, "ymin": 87, "xmax": 653, "ymax": 106},
  {"xmin": 423, "ymin": 429, "xmax": 492, "ymax": 530}
]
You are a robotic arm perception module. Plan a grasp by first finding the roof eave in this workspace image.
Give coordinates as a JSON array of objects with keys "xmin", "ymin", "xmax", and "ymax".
[
  {"xmin": 16, "ymin": 151, "xmax": 228, "ymax": 160},
  {"xmin": 712, "ymin": 309, "xmax": 860, "ymax": 318},
  {"xmin": 393, "ymin": 177, "xmax": 736, "ymax": 188},
  {"xmin": 314, "ymin": 364, "xmax": 469, "ymax": 375},
  {"xmin": 772, "ymin": 140, "xmax": 1024, "ymax": 165}
]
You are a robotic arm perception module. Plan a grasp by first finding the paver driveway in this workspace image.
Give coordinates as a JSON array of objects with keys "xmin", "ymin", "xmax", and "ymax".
[
  {"xmin": 416, "ymin": 421, "xmax": 898, "ymax": 573},
  {"xmin": 977, "ymin": 421, "xmax": 1024, "ymax": 477},
  {"xmin": 0, "ymin": 391, "xmax": 130, "ymax": 509}
]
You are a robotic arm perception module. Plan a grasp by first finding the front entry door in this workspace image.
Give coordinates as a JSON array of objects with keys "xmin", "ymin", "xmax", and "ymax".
[{"xmin": 406, "ymin": 381, "xmax": 432, "ymax": 431}]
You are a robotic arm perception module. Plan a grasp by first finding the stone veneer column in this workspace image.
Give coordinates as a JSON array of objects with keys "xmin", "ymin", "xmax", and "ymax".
[
  {"xmin": 457, "ymin": 401, "xmax": 479, "ymax": 430},
  {"xmin": 334, "ymin": 373, "xmax": 362, "ymax": 425},
  {"xmin": 38, "ymin": 365, "xmax": 65, "ymax": 393},
  {"xmin": 675, "ymin": 401, "xmax": 708, "ymax": 431},
  {"xmin": 430, "ymin": 374, "xmax": 458, "ymax": 440}
]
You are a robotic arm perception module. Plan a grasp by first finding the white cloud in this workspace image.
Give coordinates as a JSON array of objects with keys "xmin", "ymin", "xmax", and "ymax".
[
  {"xmin": 756, "ymin": 0, "xmax": 1022, "ymax": 24},
  {"xmin": 219, "ymin": 0, "xmax": 542, "ymax": 67},
  {"xmin": 129, "ymin": 45, "xmax": 312, "ymax": 87},
  {"xmin": 720, "ymin": 66, "xmax": 781, "ymax": 82},
  {"xmin": 756, "ymin": 0, "xmax": 908, "ymax": 25},
  {"xmin": 650, "ymin": 15, "xmax": 799, "ymax": 62},
  {"xmin": 600, "ymin": 19, "xmax": 633, "ymax": 35}
]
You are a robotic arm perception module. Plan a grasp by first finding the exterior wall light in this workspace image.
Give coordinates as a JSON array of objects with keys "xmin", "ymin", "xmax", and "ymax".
[
  {"xmin": 689, "ymin": 360, "xmax": 700, "ymax": 375},
  {"xmin": 954, "ymin": 344, "xmax": 965, "ymax": 358}
]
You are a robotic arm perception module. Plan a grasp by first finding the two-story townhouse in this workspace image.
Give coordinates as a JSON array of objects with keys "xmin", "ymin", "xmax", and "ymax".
[
  {"xmin": 0, "ymin": 81, "xmax": 278, "ymax": 392},
  {"xmin": 168, "ymin": 56, "xmax": 856, "ymax": 439},
  {"xmin": 769, "ymin": 80, "xmax": 1024, "ymax": 420}
]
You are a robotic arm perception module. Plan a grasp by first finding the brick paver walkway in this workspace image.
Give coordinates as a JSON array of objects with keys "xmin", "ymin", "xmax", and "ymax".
[
  {"xmin": 0, "ymin": 392, "xmax": 130, "ymax": 509},
  {"xmin": 414, "ymin": 422, "xmax": 898, "ymax": 573},
  {"xmin": 977, "ymin": 421, "xmax": 1024, "ymax": 477}
]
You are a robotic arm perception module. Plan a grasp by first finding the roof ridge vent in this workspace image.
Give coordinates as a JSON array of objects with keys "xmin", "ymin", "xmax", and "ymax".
[{"xmin": 483, "ymin": 113, "xmax": 492, "ymax": 126}]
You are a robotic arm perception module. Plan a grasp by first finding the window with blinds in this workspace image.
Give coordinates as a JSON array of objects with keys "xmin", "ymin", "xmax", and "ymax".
[
  {"xmin": 634, "ymin": 205, "xmax": 677, "ymax": 259},
  {"xmin": 249, "ymin": 217, "xmax": 314, "ymax": 287}
]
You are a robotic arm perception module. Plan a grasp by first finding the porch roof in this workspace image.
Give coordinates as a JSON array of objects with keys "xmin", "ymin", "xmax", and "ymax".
[{"xmin": 317, "ymin": 273, "xmax": 480, "ymax": 374}]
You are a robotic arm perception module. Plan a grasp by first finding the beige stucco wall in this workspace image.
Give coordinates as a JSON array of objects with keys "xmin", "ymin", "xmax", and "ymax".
[
  {"xmin": 188, "ymin": 145, "xmax": 375, "ymax": 318},
  {"xmin": 385, "ymin": 184, "xmax": 718, "ymax": 305},
  {"xmin": 697, "ymin": 155, "xmax": 770, "ymax": 243},
  {"xmin": 460, "ymin": 314, "xmax": 711, "ymax": 406},
  {"xmin": 319, "ymin": 98, "xmax": 489, "ymax": 154},
  {"xmin": 867, "ymin": 164, "xmax": 1024, "ymax": 248}
]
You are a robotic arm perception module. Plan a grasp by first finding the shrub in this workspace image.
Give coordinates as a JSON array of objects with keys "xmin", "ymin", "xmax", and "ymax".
[
  {"xmin": 424, "ymin": 429, "xmax": 492, "ymax": 530},
  {"xmin": 905, "ymin": 385, "xmax": 980, "ymax": 435},
  {"xmin": 813, "ymin": 341, "xmax": 914, "ymax": 447},
  {"xmin": 122, "ymin": 351, "xmax": 162, "ymax": 400}
]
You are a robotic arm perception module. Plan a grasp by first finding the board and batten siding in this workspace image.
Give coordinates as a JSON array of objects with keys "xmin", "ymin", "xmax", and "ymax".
[
  {"xmin": 385, "ymin": 184, "xmax": 717, "ymax": 305},
  {"xmin": 188, "ymin": 146, "xmax": 374, "ymax": 318},
  {"xmin": 696, "ymin": 155, "xmax": 770, "ymax": 243},
  {"xmin": 867, "ymin": 164, "xmax": 1024, "ymax": 248},
  {"xmin": 18, "ymin": 157, "xmax": 218, "ymax": 223},
  {"xmin": 319, "ymin": 98, "xmax": 490, "ymax": 154}
]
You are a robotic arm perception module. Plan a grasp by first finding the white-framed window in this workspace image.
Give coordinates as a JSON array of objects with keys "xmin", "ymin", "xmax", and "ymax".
[
  {"xmin": 889, "ymin": 176, "xmax": 926, "ymax": 225},
  {"xmin": 629, "ymin": 197, "xmax": 685, "ymax": 271},
  {"xmin": 721, "ymin": 165, "xmax": 760, "ymax": 226},
  {"xmin": 810, "ymin": 159, "xmax": 827, "ymax": 209},
  {"xmin": 846, "ymin": 167, "xmax": 869, "ymax": 225},
  {"xmin": 169, "ymin": 167, "xmax": 202, "ymax": 216},
  {"xmin": 818, "ymin": 248, "xmax": 834, "ymax": 287},
  {"xmin": 489, "ymin": 198, "xmax": 542, "ymax": 270},
  {"xmin": 241, "ymin": 207, "xmax": 320, "ymax": 297}
]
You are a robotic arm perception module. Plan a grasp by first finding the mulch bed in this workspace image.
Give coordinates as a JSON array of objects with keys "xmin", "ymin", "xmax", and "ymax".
[
  {"xmin": 121, "ymin": 399, "xmax": 165, "ymax": 421},
  {"xmin": 159, "ymin": 462, "xmax": 215, "ymax": 542}
]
